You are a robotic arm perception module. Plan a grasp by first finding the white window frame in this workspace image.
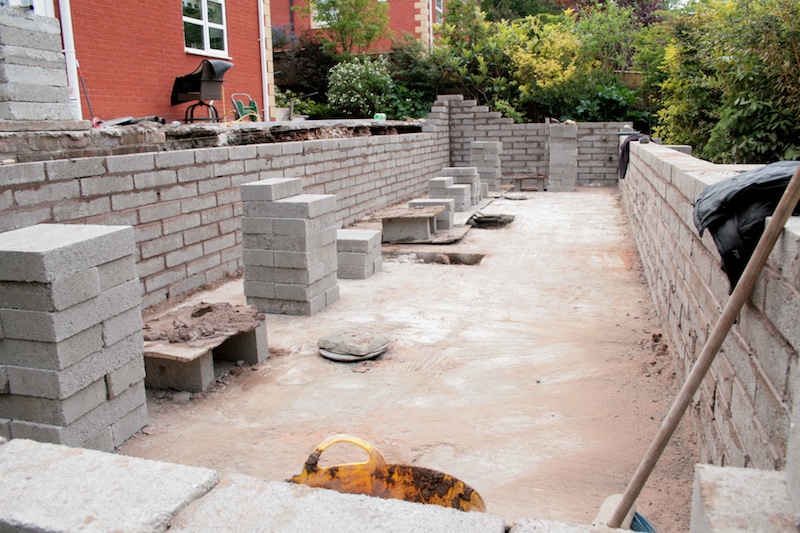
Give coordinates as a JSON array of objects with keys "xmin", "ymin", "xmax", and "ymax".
[
  {"xmin": 434, "ymin": 0, "xmax": 443, "ymax": 24},
  {"xmin": 182, "ymin": 0, "xmax": 230, "ymax": 59}
]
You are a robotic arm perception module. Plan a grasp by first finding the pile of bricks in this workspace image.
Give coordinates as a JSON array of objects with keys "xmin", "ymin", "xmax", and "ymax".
[
  {"xmin": 429, "ymin": 177, "xmax": 470, "ymax": 212},
  {"xmin": 470, "ymin": 141, "xmax": 503, "ymax": 192},
  {"xmin": 241, "ymin": 178, "xmax": 339, "ymax": 316},
  {"xmin": 0, "ymin": 224, "xmax": 147, "ymax": 452},
  {"xmin": 336, "ymin": 229, "xmax": 382, "ymax": 280},
  {"xmin": 439, "ymin": 167, "xmax": 481, "ymax": 206},
  {"xmin": 408, "ymin": 198, "xmax": 455, "ymax": 230}
]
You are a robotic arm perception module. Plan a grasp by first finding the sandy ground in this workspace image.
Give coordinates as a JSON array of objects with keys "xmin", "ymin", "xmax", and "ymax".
[{"xmin": 120, "ymin": 187, "xmax": 697, "ymax": 531}]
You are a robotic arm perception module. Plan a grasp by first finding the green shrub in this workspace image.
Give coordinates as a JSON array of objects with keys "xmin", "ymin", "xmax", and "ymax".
[{"xmin": 327, "ymin": 56, "xmax": 394, "ymax": 117}]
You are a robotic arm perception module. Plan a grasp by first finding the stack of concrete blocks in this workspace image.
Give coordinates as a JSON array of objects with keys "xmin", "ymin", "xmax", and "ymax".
[
  {"xmin": 0, "ymin": 7, "xmax": 73, "ymax": 121},
  {"xmin": 470, "ymin": 141, "xmax": 502, "ymax": 194},
  {"xmin": 408, "ymin": 198, "xmax": 455, "ymax": 230},
  {"xmin": 336, "ymin": 229, "xmax": 382, "ymax": 280},
  {"xmin": 547, "ymin": 123, "xmax": 578, "ymax": 191},
  {"xmin": 429, "ymin": 177, "xmax": 470, "ymax": 213},
  {"xmin": 0, "ymin": 224, "xmax": 147, "ymax": 453},
  {"xmin": 241, "ymin": 178, "xmax": 339, "ymax": 316},
  {"xmin": 439, "ymin": 167, "xmax": 481, "ymax": 206}
]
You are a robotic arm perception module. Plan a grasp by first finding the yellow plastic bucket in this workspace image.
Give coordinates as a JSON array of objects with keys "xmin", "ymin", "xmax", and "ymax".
[{"xmin": 288, "ymin": 434, "xmax": 486, "ymax": 513}]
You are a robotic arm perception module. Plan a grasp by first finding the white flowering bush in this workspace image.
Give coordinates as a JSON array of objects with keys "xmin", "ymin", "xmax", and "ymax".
[{"xmin": 327, "ymin": 56, "xmax": 394, "ymax": 117}]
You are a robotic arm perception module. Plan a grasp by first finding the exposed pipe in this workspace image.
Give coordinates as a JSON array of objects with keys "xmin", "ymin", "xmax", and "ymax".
[
  {"xmin": 257, "ymin": 0, "xmax": 271, "ymax": 121},
  {"xmin": 57, "ymin": 0, "xmax": 82, "ymax": 120}
]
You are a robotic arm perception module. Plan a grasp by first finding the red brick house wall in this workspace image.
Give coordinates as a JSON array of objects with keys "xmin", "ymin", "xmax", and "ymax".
[
  {"xmin": 273, "ymin": 0, "xmax": 437, "ymax": 53},
  {"xmin": 54, "ymin": 0, "xmax": 266, "ymax": 123}
]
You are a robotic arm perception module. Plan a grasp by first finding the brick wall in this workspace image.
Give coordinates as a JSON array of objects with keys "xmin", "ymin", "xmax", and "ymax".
[
  {"xmin": 620, "ymin": 141, "xmax": 799, "ymax": 473},
  {"xmin": 441, "ymin": 95, "xmax": 627, "ymax": 185},
  {"xmin": 53, "ymin": 0, "xmax": 265, "ymax": 123},
  {"xmin": 0, "ymin": 130, "xmax": 449, "ymax": 309}
]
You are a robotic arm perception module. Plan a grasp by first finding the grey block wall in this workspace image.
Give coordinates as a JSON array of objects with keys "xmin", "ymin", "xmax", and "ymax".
[
  {"xmin": 0, "ymin": 224, "xmax": 147, "ymax": 452},
  {"xmin": 0, "ymin": 7, "xmax": 72, "ymax": 121},
  {"xmin": 0, "ymin": 130, "xmax": 450, "ymax": 310},
  {"xmin": 241, "ymin": 179, "xmax": 339, "ymax": 315},
  {"xmin": 438, "ymin": 94, "xmax": 626, "ymax": 186},
  {"xmin": 620, "ymin": 141, "xmax": 800, "ymax": 475}
]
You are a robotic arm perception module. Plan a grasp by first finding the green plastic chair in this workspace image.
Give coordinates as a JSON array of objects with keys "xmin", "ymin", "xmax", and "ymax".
[{"xmin": 230, "ymin": 93, "xmax": 260, "ymax": 121}]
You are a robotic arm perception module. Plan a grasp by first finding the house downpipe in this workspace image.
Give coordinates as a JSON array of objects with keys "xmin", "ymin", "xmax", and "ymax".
[
  {"xmin": 57, "ymin": 0, "xmax": 82, "ymax": 120},
  {"xmin": 257, "ymin": 0, "xmax": 271, "ymax": 121}
]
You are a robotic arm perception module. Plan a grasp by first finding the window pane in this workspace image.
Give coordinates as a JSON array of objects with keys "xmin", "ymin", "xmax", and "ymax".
[
  {"xmin": 182, "ymin": 0, "xmax": 202, "ymax": 20},
  {"xmin": 209, "ymin": 27, "xmax": 225, "ymax": 50},
  {"xmin": 207, "ymin": 0, "xmax": 223, "ymax": 24},
  {"xmin": 184, "ymin": 21, "xmax": 204, "ymax": 49}
]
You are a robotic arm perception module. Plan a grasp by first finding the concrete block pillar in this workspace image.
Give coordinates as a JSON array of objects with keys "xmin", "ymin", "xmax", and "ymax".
[
  {"xmin": 0, "ymin": 7, "xmax": 73, "ymax": 121},
  {"xmin": 547, "ymin": 123, "xmax": 578, "ymax": 192},
  {"xmin": 0, "ymin": 224, "xmax": 147, "ymax": 452},
  {"xmin": 241, "ymin": 178, "xmax": 339, "ymax": 316},
  {"xmin": 470, "ymin": 141, "xmax": 502, "ymax": 192}
]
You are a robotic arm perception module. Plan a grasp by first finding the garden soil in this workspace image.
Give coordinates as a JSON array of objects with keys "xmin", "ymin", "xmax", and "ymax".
[{"xmin": 120, "ymin": 187, "xmax": 698, "ymax": 531}]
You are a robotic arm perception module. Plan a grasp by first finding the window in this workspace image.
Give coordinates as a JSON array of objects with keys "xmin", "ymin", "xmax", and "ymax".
[
  {"xmin": 182, "ymin": 0, "xmax": 228, "ymax": 57},
  {"xmin": 435, "ymin": 0, "xmax": 443, "ymax": 23}
]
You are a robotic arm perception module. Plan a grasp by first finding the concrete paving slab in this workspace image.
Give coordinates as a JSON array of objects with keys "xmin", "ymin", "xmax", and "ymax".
[
  {"xmin": 0, "ymin": 438, "xmax": 218, "ymax": 532},
  {"xmin": 690, "ymin": 464, "xmax": 796, "ymax": 532},
  {"xmin": 169, "ymin": 473, "xmax": 506, "ymax": 533}
]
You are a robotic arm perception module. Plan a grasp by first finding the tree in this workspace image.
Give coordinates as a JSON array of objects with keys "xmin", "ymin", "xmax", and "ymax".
[
  {"xmin": 297, "ymin": 0, "xmax": 390, "ymax": 57},
  {"xmin": 656, "ymin": 0, "xmax": 800, "ymax": 163},
  {"xmin": 480, "ymin": 0, "xmax": 561, "ymax": 21},
  {"xmin": 557, "ymin": 0, "xmax": 668, "ymax": 25}
]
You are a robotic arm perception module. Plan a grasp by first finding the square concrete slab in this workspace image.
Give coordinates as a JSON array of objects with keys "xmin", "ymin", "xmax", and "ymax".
[
  {"xmin": 169, "ymin": 474, "xmax": 506, "ymax": 533},
  {"xmin": 0, "ymin": 438, "xmax": 218, "ymax": 532}
]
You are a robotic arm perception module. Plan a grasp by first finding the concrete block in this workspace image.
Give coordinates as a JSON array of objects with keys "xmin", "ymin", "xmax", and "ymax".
[
  {"xmin": 111, "ymin": 400, "xmax": 148, "ymax": 447},
  {"xmin": 273, "ymin": 273, "xmax": 337, "ymax": 302},
  {"xmin": 97, "ymin": 254, "xmax": 137, "ymax": 291},
  {"xmin": 373, "ymin": 256, "xmax": 383, "ymax": 274},
  {"xmin": 0, "ymin": 224, "xmax": 134, "ymax": 283},
  {"xmin": 273, "ymin": 214, "xmax": 336, "ymax": 236},
  {"xmin": 44, "ymin": 157, "xmax": 105, "ymax": 181},
  {"xmin": 9, "ymin": 379, "xmax": 146, "ymax": 447},
  {"xmin": 338, "ymin": 264, "xmax": 371, "ymax": 280},
  {"xmin": 145, "ymin": 350, "xmax": 214, "ymax": 392},
  {"xmin": 0, "ymin": 419, "xmax": 8, "ymax": 440},
  {"xmin": 690, "ymin": 464, "xmax": 796, "ymax": 532},
  {"xmin": 0, "ymin": 161, "xmax": 45, "ymax": 186},
  {"xmin": 81, "ymin": 426, "xmax": 115, "ymax": 453},
  {"xmin": 337, "ymin": 229, "xmax": 382, "ymax": 253},
  {"xmin": 105, "ymin": 358, "xmax": 146, "ymax": 399},
  {"xmin": 273, "ymin": 243, "xmax": 337, "ymax": 269},
  {"xmin": 0, "ymin": 377, "xmax": 107, "ymax": 425},
  {"xmin": 409, "ymin": 198, "xmax": 455, "ymax": 212},
  {"xmin": 337, "ymin": 251, "xmax": 380, "ymax": 269},
  {"xmin": 243, "ymin": 280, "xmax": 276, "ymax": 299},
  {"xmin": 0, "ymin": 279, "xmax": 140, "ymax": 343},
  {"xmin": 240, "ymin": 178, "xmax": 303, "ymax": 201},
  {"xmin": 213, "ymin": 320, "xmax": 268, "ymax": 364},
  {"xmin": 429, "ymin": 177, "xmax": 454, "ymax": 189},
  {"xmin": 168, "ymin": 474, "xmax": 505, "ymax": 533},
  {"xmin": 6, "ymin": 332, "xmax": 142, "ymax": 400},
  {"xmin": 0, "ymin": 366, "xmax": 7, "ymax": 394},
  {"xmin": 0, "ymin": 266, "xmax": 100, "ymax": 312},
  {"xmin": 0, "ymin": 324, "xmax": 104, "ymax": 370},
  {"xmin": 106, "ymin": 153, "xmax": 155, "ymax": 174},
  {"xmin": 242, "ymin": 226, "xmax": 337, "ymax": 253},
  {"xmin": 0, "ymin": 438, "xmax": 218, "ymax": 531},
  {"xmin": 243, "ymin": 194, "xmax": 337, "ymax": 219},
  {"xmin": 248, "ymin": 292, "xmax": 328, "ymax": 316}
]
